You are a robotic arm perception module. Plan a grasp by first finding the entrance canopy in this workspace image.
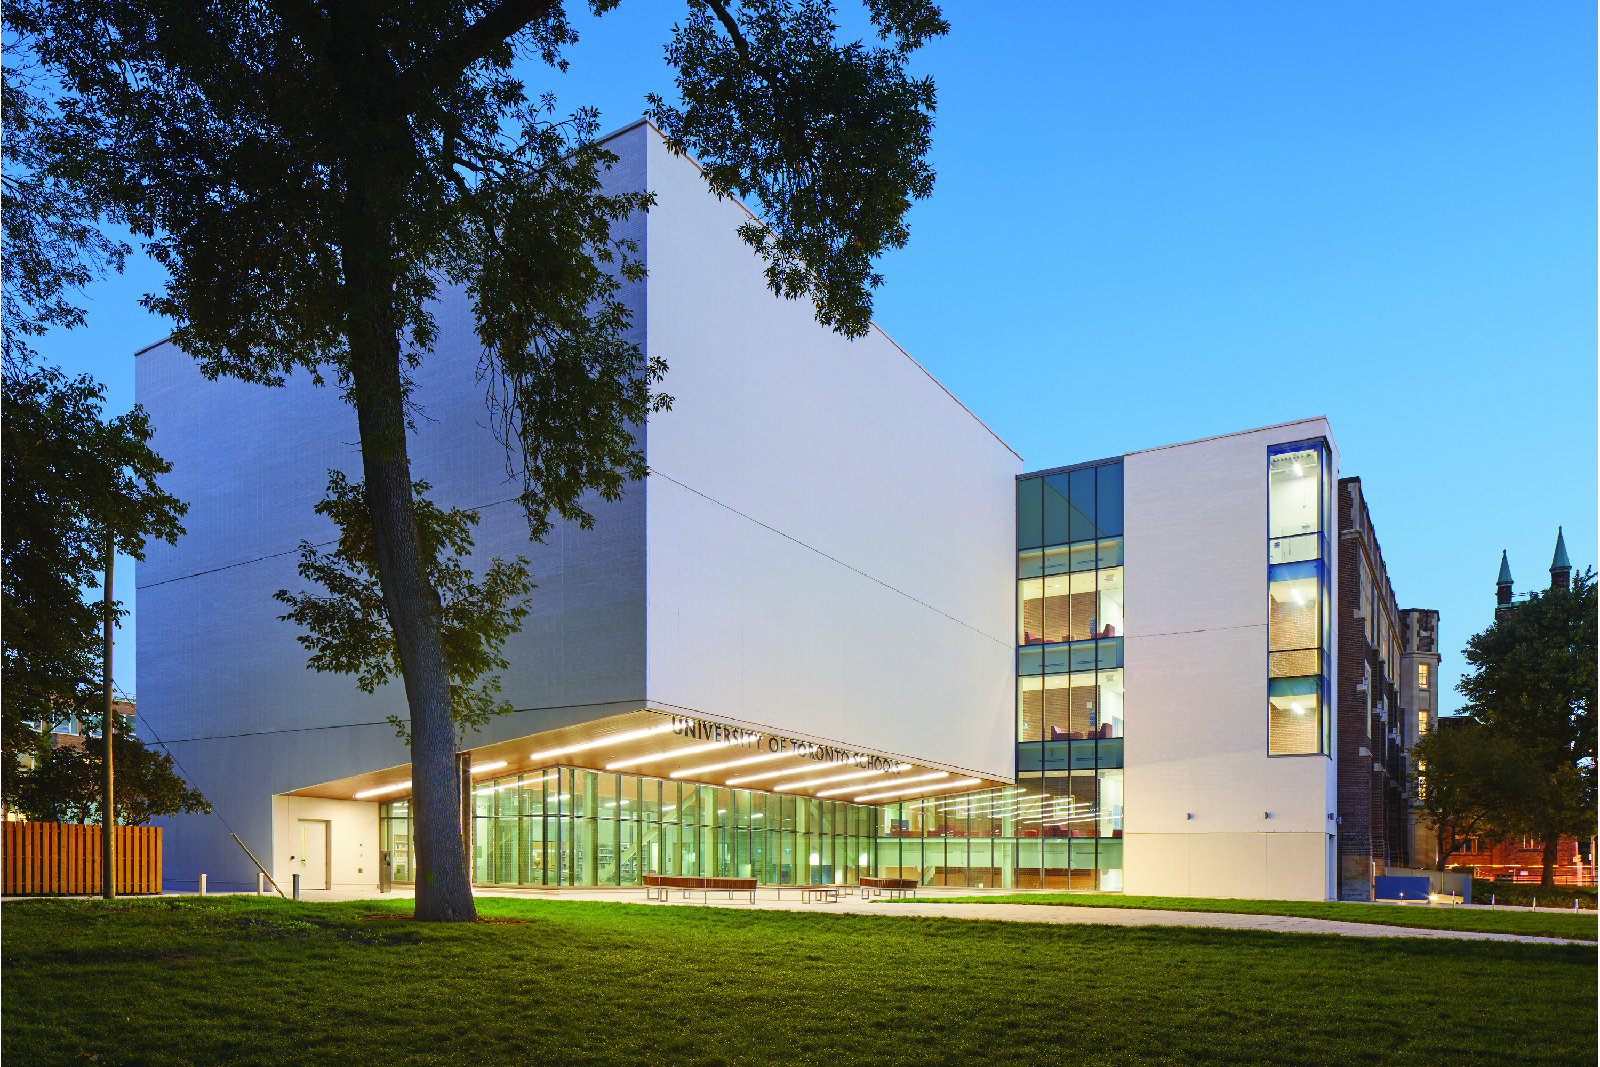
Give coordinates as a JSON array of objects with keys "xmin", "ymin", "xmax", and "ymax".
[{"xmin": 283, "ymin": 709, "xmax": 999, "ymax": 806}]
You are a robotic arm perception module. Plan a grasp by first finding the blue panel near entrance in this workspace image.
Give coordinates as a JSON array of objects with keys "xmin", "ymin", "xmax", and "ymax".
[{"xmin": 1374, "ymin": 875, "xmax": 1430, "ymax": 900}]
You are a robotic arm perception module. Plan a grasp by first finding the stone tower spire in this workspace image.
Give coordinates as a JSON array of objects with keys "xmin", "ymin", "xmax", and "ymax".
[
  {"xmin": 1495, "ymin": 550, "xmax": 1514, "ymax": 620},
  {"xmin": 1550, "ymin": 527, "xmax": 1571, "ymax": 592}
]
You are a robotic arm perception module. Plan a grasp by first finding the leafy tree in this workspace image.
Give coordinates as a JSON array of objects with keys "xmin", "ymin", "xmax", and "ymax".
[
  {"xmin": 275, "ymin": 471, "xmax": 534, "ymax": 741},
  {"xmin": 12, "ymin": 0, "xmax": 945, "ymax": 919},
  {"xmin": 8, "ymin": 730, "xmax": 212, "ymax": 826},
  {"xmin": 4, "ymin": 21, "xmax": 185, "ymax": 808},
  {"xmin": 1458, "ymin": 568, "xmax": 1597, "ymax": 886},
  {"xmin": 1, "ymin": 32, "xmax": 129, "ymax": 366},
  {"xmin": 1408, "ymin": 723, "xmax": 1540, "ymax": 871},
  {"xmin": 1, "ymin": 362, "xmax": 187, "ymax": 784}
]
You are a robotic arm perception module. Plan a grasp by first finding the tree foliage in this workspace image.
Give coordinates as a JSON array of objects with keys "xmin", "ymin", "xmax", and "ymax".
[
  {"xmin": 7, "ymin": 731, "xmax": 212, "ymax": 826},
  {"xmin": 1408, "ymin": 723, "xmax": 1540, "ymax": 871},
  {"xmin": 0, "ymin": 33, "xmax": 129, "ymax": 365},
  {"xmin": 647, "ymin": 0, "xmax": 944, "ymax": 336},
  {"xmin": 275, "ymin": 472, "xmax": 533, "ymax": 741},
  {"xmin": 1458, "ymin": 568, "xmax": 1597, "ymax": 885},
  {"xmin": 12, "ymin": 0, "xmax": 947, "ymax": 920},
  {"xmin": 1, "ymin": 361, "xmax": 187, "ymax": 771}
]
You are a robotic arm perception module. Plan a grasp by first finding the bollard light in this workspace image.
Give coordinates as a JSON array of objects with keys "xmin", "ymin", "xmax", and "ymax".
[
  {"xmin": 293, "ymin": 873, "xmax": 301, "ymax": 900},
  {"xmin": 198, "ymin": 873, "xmax": 207, "ymax": 896}
]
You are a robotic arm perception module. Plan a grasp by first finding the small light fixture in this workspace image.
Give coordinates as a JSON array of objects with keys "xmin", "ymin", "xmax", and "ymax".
[
  {"xmin": 1186, "ymin": 812, "xmax": 1193, "ymax": 820},
  {"xmin": 354, "ymin": 782, "xmax": 411, "ymax": 799}
]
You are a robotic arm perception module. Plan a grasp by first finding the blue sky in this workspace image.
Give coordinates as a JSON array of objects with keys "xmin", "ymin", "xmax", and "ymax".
[{"xmin": 35, "ymin": 1, "xmax": 1596, "ymax": 710}]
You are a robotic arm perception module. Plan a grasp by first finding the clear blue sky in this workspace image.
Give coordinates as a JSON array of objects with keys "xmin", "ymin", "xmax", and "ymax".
[{"xmin": 35, "ymin": 1, "xmax": 1596, "ymax": 711}]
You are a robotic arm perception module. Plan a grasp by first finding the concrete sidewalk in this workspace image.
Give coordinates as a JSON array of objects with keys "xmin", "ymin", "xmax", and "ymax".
[{"xmin": 172, "ymin": 884, "xmax": 1591, "ymax": 945}]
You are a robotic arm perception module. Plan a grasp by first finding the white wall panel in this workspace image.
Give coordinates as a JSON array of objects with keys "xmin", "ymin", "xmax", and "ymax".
[
  {"xmin": 271, "ymin": 796, "xmax": 382, "ymax": 891},
  {"xmin": 639, "ymin": 126, "xmax": 1019, "ymax": 778},
  {"xmin": 135, "ymin": 129, "xmax": 653, "ymax": 886},
  {"xmin": 138, "ymin": 120, "xmax": 1018, "ymax": 888},
  {"xmin": 1122, "ymin": 418, "xmax": 1338, "ymax": 898}
]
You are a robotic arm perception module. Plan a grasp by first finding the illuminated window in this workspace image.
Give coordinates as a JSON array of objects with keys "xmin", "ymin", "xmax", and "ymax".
[
  {"xmin": 1267, "ymin": 440, "xmax": 1331, "ymax": 756},
  {"xmin": 1417, "ymin": 710, "xmax": 1427, "ymax": 739},
  {"xmin": 1418, "ymin": 663, "xmax": 1429, "ymax": 689},
  {"xmin": 1268, "ymin": 678, "xmax": 1322, "ymax": 755}
]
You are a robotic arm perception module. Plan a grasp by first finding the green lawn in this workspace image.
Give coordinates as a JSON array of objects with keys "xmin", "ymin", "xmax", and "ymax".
[
  {"xmin": 884, "ymin": 892, "xmax": 1599, "ymax": 941},
  {"xmin": 3, "ymin": 896, "xmax": 1594, "ymax": 1066}
]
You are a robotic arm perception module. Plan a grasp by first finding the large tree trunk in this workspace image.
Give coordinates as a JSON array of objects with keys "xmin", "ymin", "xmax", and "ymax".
[
  {"xmin": 1540, "ymin": 833, "xmax": 1559, "ymax": 889},
  {"xmin": 340, "ymin": 208, "xmax": 476, "ymax": 923}
]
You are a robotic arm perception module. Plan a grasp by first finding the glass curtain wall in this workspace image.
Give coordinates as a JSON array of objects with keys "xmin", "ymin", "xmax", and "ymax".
[
  {"xmin": 1267, "ymin": 440, "xmax": 1333, "ymax": 755},
  {"xmin": 873, "ymin": 782, "xmax": 1123, "ymax": 891},
  {"xmin": 379, "ymin": 766, "xmax": 877, "ymax": 887},
  {"xmin": 1014, "ymin": 459, "xmax": 1125, "ymax": 889}
]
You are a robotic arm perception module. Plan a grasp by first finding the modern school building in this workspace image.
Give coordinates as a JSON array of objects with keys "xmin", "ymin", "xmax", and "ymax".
[{"xmin": 138, "ymin": 121, "xmax": 1353, "ymax": 901}]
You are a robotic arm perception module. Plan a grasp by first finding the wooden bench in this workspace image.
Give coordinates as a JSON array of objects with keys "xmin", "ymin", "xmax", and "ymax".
[
  {"xmin": 709, "ymin": 877, "xmax": 758, "ymax": 903},
  {"xmin": 643, "ymin": 873, "xmax": 692, "ymax": 900},
  {"xmin": 860, "ymin": 876, "xmax": 919, "ymax": 900},
  {"xmin": 772, "ymin": 883, "xmax": 852, "ymax": 903},
  {"xmin": 642, "ymin": 875, "xmax": 756, "ymax": 903}
]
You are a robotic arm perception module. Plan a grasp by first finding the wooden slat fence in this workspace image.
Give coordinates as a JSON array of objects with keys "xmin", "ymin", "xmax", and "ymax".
[{"xmin": 2, "ymin": 821, "xmax": 163, "ymax": 895}]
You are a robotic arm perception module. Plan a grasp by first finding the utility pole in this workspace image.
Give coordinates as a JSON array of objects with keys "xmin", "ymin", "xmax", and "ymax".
[{"xmin": 100, "ymin": 532, "xmax": 116, "ymax": 900}]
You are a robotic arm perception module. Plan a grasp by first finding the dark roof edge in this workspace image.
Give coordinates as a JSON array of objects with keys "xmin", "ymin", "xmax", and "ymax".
[{"xmin": 1018, "ymin": 456, "xmax": 1123, "ymax": 480}]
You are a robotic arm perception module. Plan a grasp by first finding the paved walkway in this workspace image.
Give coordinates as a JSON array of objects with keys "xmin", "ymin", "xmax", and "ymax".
[{"xmin": 183, "ymin": 884, "xmax": 1590, "ymax": 945}]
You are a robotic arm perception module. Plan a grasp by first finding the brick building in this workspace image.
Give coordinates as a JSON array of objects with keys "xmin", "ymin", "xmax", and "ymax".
[
  {"xmin": 1335, "ymin": 478, "xmax": 1426, "ymax": 898},
  {"xmin": 1450, "ymin": 833, "xmax": 1592, "ymax": 886},
  {"xmin": 1398, "ymin": 609, "xmax": 1442, "ymax": 866}
]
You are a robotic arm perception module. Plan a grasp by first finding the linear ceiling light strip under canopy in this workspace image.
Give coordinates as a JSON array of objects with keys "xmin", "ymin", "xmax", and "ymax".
[
  {"xmin": 772, "ymin": 764, "xmax": 912, "ymax": 792},
  {"xmin": 529, "ymin": 722, "xmax": 676, "ymax": 764},
  {"xmin": 856, "ymin": 776, "xmax": 980, "ymax": 803},
  {"xmin": 607, "ymin": 735, "xmax": 761, "ymax": 772},
  {"xmin": 671, "ymin": 749, "xmax": 793, "ymax": 779},
  {"xmin": 724, "ymin": 763, "xmax": 821, "ymax": 786},
  {"xmin": 837, "ymin": 771, "xmax": 949, "ymax": 800}
]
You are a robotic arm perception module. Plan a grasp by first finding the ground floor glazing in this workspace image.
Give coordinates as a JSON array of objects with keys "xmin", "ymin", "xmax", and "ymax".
[{"xmin": 379, "ymin": 768, "xmax": 1125, "ymax": 890}]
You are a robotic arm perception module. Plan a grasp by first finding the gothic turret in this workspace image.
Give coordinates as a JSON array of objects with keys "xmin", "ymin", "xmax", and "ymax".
[
  {"xmin": 1550, "ymin": 527, "xmax": 1571, "ymax": 592},
  {"xmin": 1495, "ymin": 550, "xmax": 1514, "ymax": 620}
]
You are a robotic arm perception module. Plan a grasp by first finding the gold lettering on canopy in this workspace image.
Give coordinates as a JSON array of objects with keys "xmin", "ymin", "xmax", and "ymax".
[{"xmin": 668, "ymin": 716, "xmax": 903, "ymax": 775}]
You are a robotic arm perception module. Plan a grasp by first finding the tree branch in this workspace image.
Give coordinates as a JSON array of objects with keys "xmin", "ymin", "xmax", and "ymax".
[
  {"xmin": 395, "ymin": 0, "xmax": 562, "ymax": 100},
  {"xmin": 703, "ymin": 0, "xmax": 752, "ymax": 64}
]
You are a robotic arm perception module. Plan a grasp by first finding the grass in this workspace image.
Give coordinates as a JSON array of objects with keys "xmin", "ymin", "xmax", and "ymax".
[
  {"xmin": 882, "ymin": 892, "xmax": 1599, "ymax": 941},
  {"xmin": 1471, "ymin": 879, "xmax": 1597, "ymax": 910},
  {"xmin": 2, "ymin": 896, "xmax": 1594, "ymax": 1066}
]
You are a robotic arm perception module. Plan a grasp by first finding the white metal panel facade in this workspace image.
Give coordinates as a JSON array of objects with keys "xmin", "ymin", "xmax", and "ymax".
[
  {"xmin": 137, "ymin": 120, "xmax": 1019, "ymax": 888},
  {"xmin": 1120, "ymin": 418, "xmax": 1339, "ymax": 899},
  {"xmin": 639, "ymin": 127, "xmax": 1020, "ymax": 781}
]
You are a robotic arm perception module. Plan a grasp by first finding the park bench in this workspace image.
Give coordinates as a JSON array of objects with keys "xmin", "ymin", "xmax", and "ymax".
[
  {"xmin": 772, "ymin": 883, "xmax": 847, "ymax": 903},
  {"xmin": 642, "ymin": 875, "xmax": 757, "ymax": 903},
  {"xmin": 859, "ymin": 876, "xmax": 919, "ymax": 900}
]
